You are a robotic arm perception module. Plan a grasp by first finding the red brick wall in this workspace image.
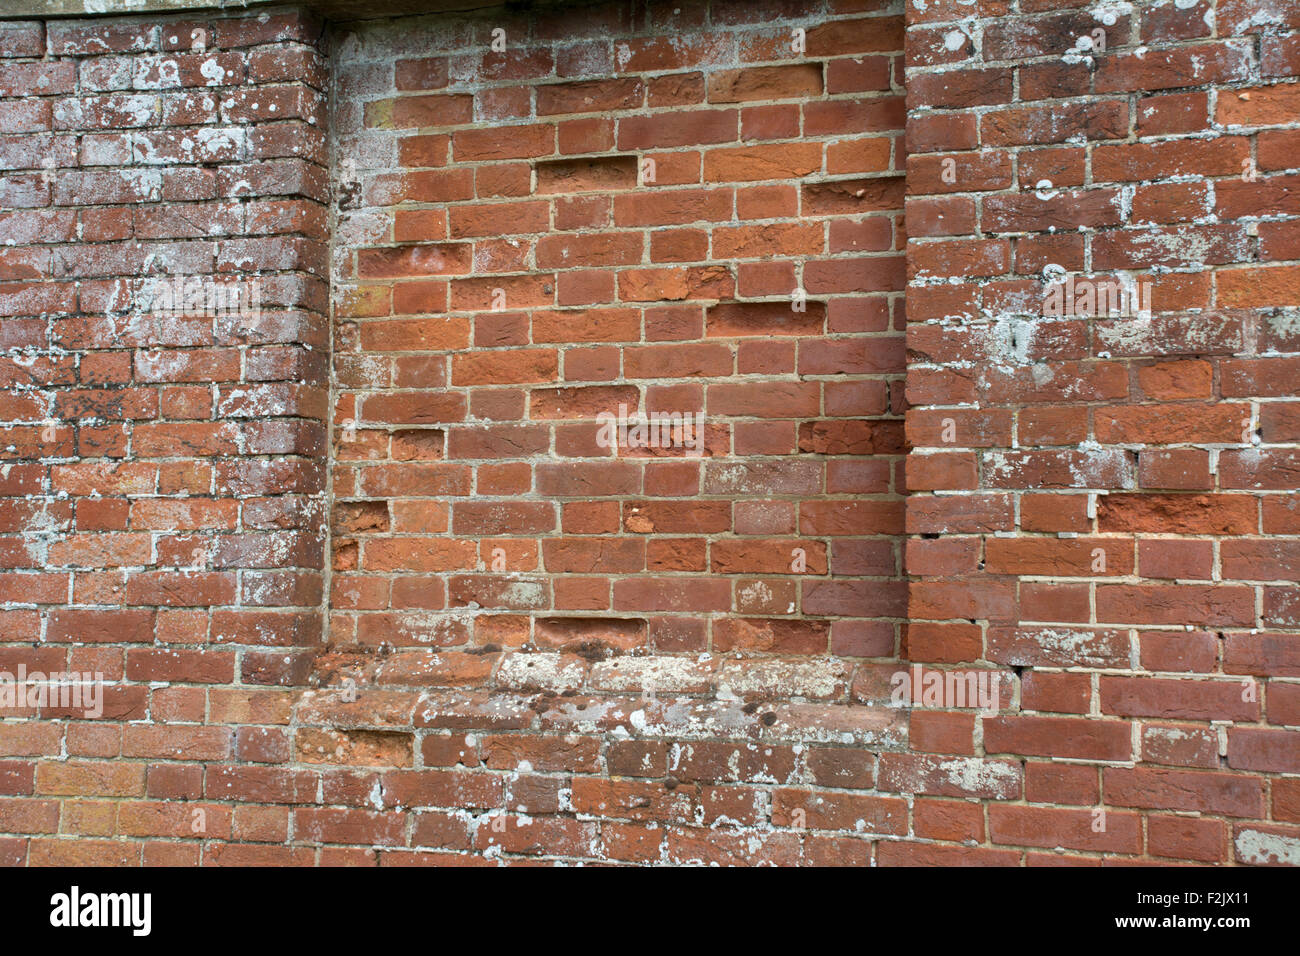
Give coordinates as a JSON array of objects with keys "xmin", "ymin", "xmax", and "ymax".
[
  {"xmin": 316, "ymin": 0, "xmax": 908, "ymax": 865},
  {"xmin": 904, "ymin": 0, "xmax": 1300, "ymax": 864},
  {"xmin": 0, "ymin": 9, "xmax": 330, "ymax": 865},
  {"xmin": 0, "ymin": 0, "xmax": 1296, "ymax": 866}
]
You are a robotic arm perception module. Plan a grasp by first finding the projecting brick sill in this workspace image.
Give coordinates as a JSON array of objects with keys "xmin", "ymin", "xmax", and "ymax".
[{"xmin": 5, "ymin": 0, "xmax": 509, "ymax": 20}]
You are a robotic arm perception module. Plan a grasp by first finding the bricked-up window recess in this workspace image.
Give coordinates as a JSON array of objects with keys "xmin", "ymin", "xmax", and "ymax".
[{"xmin": 0, "ymin": 0, "xmax": 1296, "ymax": 866}]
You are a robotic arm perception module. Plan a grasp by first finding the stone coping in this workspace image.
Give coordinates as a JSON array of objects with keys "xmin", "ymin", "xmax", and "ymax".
[{"xmin": 2, "ymin": 0, "xmax": 506, "ymax": 21}]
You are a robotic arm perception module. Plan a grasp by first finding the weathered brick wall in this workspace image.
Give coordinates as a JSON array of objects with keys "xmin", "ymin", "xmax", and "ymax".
[
  {"xmin": 0, "ymin": 9, "xmax": 331, "ymax": 864},
  {"xmin": 904, "ymin": 0, "xmax": 1300, "ymax": 864},
  {"xmin": 0, "ymin": 0, "xmax": 1296, "ymax": 866},
  {"xmin": 314, "ymin": 0, "xmax": 909, "ymax": 864}
]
